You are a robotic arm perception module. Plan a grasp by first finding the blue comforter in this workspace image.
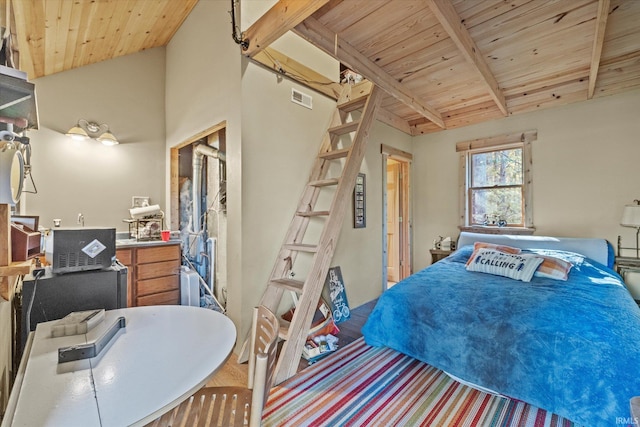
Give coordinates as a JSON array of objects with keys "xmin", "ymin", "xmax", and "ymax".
[{"xmin": 362, "ymin": 246, "xmax": 640, "ymax": 426}]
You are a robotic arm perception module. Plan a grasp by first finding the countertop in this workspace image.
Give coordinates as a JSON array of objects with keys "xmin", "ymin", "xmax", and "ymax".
[
  {"xmin": 115, "ymin": 238, "xmax": 181, "ymax": 249},
  {"xmin": 115, "ymin": 230, "xmax": 181, "ymax": 249}
]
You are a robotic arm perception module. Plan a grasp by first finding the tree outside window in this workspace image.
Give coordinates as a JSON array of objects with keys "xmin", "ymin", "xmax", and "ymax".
[
  {"xmin": 469, "ymin": 147, "xmax": 523, "ymax": 226},
  {"xmin": 456, "ymin": 130, "xmax": 536, "ymax": 232}
]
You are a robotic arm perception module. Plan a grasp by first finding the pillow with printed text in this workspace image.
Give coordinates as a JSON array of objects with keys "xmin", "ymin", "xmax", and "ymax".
[
  {"xmin": 466, "ymin": 248, "xmax": 543, "ymax": 282},
  {"xmin": 472, "ymin": 241, "xmax": 522, "ymax": 255}
]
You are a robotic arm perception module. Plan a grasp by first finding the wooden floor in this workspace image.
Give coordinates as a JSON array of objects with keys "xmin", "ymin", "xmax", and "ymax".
[{"xmin": 206, "ymin": 299, "xmax": 377, "ymax": 388}]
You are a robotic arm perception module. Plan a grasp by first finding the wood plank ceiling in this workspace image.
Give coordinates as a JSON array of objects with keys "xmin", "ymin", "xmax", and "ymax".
[
  {"xmin": 2, "ymin": 0, "xmax": 198, "ymax": 80},
  {"xmin": 245, "ymin": 0, "xmax": 640, "ymax": 135},
  {"xmin": 3, "ymin": 0, "xmax": 640, "ymax": 136}
]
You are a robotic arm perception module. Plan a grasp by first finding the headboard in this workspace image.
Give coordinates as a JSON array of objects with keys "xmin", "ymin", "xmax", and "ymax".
[{"xmin": 457, "ymin": 232, "xmax": 614, "ymax": 268}]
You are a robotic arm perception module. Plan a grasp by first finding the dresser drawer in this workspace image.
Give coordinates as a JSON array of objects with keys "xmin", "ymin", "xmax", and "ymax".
[
  {"xmin": 137, "ymin": 244, "xmax": 180, "ymax": 264},
  {"xmin": 137, "ymin": 259, "xmax": 180, "ymax": 281},
  {"xmin": 137, "ymin": 290, "xmax": 180, "ymax": 306},
  {"xmin": 115, "ymin": 248, "xmax": 133, "ymax": 265},
  {"xmin": 117, "ymin": 242, "xmax": 182, "ymax": 307},
  {"xmin": 137, "ymin": 275, "xmax": 179, "ymax": 297}
]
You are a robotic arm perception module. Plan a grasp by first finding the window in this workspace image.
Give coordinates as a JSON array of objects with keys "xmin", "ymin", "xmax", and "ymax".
[
  {"xmin": 469, "ymin": 147, "xmax": 523, "ymax": 226},
  {"xmin": 457, "ymin": 131, "xmax": 536, "ymax": 231}
]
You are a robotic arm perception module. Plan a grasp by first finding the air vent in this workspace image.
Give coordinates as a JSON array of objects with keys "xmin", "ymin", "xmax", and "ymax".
[{"xmin": 291, "ymin": 88, "xmax": 312, "ymax": 109}]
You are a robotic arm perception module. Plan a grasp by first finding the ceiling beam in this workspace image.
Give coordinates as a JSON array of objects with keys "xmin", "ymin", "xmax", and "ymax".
[
  {"xmin": 588, "ymin": 0, "xmax": 610, "ymax": 99},
  {"xmin": 251, "ymin": 46, "xmax": 343, "ymax": 99},
  {"xmin": 377, "ymin": 105, "xmax": 412, "ymax": 135},
  {"xmin": 425, "ymin": 0, "xmax": 508, "ymax": 116},
  {"xmin": 251, "ymin": 49, "xmax": 411, "ymax": 135},
  {"xmin": 294, "ymin": 16, "xmax": 445, "ymax": 129},
  {"xmin": 243, "ymin": 0, "xmax": 330, "ymax": 58}
]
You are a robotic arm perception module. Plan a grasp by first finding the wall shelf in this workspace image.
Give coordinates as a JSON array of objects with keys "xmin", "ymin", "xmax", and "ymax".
[{"xmin": 0, "ymin": 65, "xmax": 39, "ymax": 131}]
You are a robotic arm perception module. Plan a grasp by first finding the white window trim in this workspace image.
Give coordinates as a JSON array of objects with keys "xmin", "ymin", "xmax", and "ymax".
[{"xmin": 457, "ymin": 130, "xmax": 537, "ymax": 233}]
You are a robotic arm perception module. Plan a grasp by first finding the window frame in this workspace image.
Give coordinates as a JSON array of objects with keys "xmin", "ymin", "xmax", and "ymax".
[
  {"xmin": 457, "ymin": 130, "xmax": 536, "ymax": 232},
  {"xmin": 468, "ymin": 145, "xmax": 525, "ymax": 227}
]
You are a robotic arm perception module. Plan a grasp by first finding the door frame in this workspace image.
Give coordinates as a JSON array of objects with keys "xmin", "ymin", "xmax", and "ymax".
[
  {"xmin": 381, "ymin": 144, "xmax": 413, "ymax": 289},
  {"xmin": 170, "ymin": 121, "xmax": 226, "ymax": 230}
]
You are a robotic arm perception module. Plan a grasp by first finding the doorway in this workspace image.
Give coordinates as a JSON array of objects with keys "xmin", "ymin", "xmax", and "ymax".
[
  {"xmin": 170, "ymin": 122, "xmax": 227, "ymax": 310},
  {"xmin": 382, "ymin": 145, "xmax": 412, "ymax": 289}
]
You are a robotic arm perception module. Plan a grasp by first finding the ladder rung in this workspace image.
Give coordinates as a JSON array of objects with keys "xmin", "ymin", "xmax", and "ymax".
[
  {"xmin": 309, "ymin": 178, "xmax": 339, "ymax": 187},
  {"xmin": 329, "ymin": 121, "xmax": 360, "ymax": 135},
  {"xmin": 278, "ymin": 320, "xmax": 290, "ymax": 340},
  {"xmin": 283, "ymin": 244, "xmax": 318, "ymax": 253},
  {"xmin": 318, "ymin": 148, "xmax": 350, "ymax": 160},
  {"xmin": 338, "ymin": 97, "xmax": 367, "ymax": 112},
  {"xmin": 296, "ymin": 210, "xmax": 329, "ymax": 217},
  {"xmin": 270, "ymin": 278, "xmax": 304, "ymax": 293}
]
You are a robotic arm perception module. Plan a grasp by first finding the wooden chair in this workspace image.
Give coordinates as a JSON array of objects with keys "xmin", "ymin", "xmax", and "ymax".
[{"xmin": 146, "ymin": 306, "xmax": 279, "ymax": 427}]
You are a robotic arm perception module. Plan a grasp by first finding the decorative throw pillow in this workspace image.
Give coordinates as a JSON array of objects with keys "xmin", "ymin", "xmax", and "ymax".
[
  {"xmin": 472, "ymin": 241, "xmax": 522, "ymax": 255},
  {"xmin": 466, "ymin": 242, "xmax": 522, "ymax": 267},
  {"xmin": 466, "ymin": 248, "xmax": 543, "ymax": 282},
  {"xmin": 534, "ymin": 256, "xmax": 573, "ymax": 281}
]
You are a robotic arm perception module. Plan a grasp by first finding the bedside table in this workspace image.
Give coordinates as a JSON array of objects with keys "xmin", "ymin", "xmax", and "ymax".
[
  {"xmin": 615, "ymin": 256, "xmax": 640, "ymax": 306},
  {"xmin": 430, "ymin": 249, "xmax": 453, "ymax": 264}
]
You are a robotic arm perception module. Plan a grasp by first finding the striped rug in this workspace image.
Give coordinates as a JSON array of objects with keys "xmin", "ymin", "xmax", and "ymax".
[{"xmin": 263, "ymin": 338, "xmax": 575, "ymax": 426}]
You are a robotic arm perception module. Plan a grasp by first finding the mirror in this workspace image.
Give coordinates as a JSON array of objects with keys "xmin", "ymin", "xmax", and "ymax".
[{"xmin": 0, "ymin": 147, "xmax": 25, "ymax": 205}]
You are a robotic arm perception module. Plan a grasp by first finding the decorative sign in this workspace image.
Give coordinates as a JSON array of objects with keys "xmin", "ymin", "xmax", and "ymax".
[
  {"xmin": 324, "ymin": 267, "xmax": 350, "ymax": 324},
  {"xmin": 354, "ymin": 173, "xmax": 366, "ymax": 228}
]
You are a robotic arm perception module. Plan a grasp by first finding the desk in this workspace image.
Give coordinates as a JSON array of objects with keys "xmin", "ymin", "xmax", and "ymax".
[{"xmin": 4, "ymin": 305, "xmax": 236, "ymax": 426}]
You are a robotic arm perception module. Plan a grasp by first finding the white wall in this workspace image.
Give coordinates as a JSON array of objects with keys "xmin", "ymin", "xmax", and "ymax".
[
  {"xmin": 239, "ymin": 60, "xmax": 337, "ymax": 319},
  {"xmin": 25, "ymin": 48, "xmax": 167, "ymax": 231},
  {"xmin": 165, "ymin": 0, "xmax": 244, "ymax": 331},
  {"xmin": 412, "ymin": 89, "xmax": 640, "ymax": 272},
  {"xmin": 332, "ymin": 120, "xmax": 413, "ymax": 307}
]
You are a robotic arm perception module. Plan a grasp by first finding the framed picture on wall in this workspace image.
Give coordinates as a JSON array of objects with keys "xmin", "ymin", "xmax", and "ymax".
[{"xmin": 354, "ymin": 173, "xmax": 366, "ymax": 228}]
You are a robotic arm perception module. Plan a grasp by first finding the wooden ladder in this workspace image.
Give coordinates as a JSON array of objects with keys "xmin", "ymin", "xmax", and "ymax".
[{"xmin": 240, "ymin": 83, "xmax": 383, "ymax": 385}]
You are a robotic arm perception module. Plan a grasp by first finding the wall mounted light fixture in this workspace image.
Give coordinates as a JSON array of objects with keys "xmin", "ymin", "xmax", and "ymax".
[{"xmin": 66, "ymin": 119, "xmax": 119, "ymax": 145}]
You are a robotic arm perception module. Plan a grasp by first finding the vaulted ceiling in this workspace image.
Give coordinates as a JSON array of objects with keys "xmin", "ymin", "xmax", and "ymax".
[
  {"xmin": 3, "ymin": 0, "xmax": 640, "ymax": 136},
  {"xmin": 2, "ymin": 0, "xmax": 198, "ymax": 80}
]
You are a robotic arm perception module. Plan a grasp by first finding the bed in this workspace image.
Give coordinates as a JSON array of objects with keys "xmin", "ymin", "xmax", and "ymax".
[{"xmin": 362, "ymin": 232, "xmax": 640, "ymax": 426}]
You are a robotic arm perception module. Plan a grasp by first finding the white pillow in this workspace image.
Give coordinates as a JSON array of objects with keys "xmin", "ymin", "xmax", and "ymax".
[{"xmin": 466, "ymin": 248, "xmax": 543, "ymax": 282}]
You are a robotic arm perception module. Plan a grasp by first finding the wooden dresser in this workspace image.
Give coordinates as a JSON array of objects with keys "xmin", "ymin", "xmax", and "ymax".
[{"xmin": 116, "ymin": 242, "xmax": 181, "ymax": 307}]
